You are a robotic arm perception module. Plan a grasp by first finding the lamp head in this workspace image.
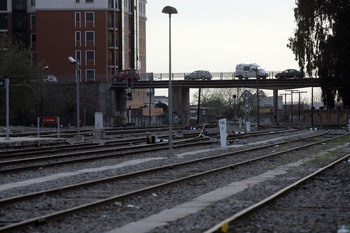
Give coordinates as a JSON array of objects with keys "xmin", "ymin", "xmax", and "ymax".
[
  {"xmin": 162, "ymin": 6, "xmax": 178, "ymax": 15},
  {"xmin": 68, "ymin": 56, "xmax": 76, "ymax": 64},
  {"xmin": 41, "ymin": 65, "xmax": 49, "ymax": 71}
]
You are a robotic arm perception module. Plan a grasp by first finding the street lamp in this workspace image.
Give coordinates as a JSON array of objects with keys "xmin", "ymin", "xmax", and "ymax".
[
  {"xmin": 162, "ymin": 5, "xmax": 177, "ymax": 156},
  {"xmin": 40, "ymin": 65, "xmax": 48, "ymax": 117},
  {"xmin": 253, "ymin": 67, "xmax": 260, "ymax": 130},
  {"xmin": 68, "ymin": 56, "xmax": 80, "ymax": 135}
]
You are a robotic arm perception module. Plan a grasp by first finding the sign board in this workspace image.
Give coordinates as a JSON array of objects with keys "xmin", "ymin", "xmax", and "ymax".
[
  {"xmin": 0, "ymin": 78, "xmax": 4, "ymax": 88},
  {"xmin": 95, "ymin": 112, "xmax": 103, "ymax": 129},
  {"xmin": 219, "ymin": 118, "xmax": 227, "ymax": 148},
  {"xmin": 42, "ymin": 117, "xmax": 58, "ymax": 124}
]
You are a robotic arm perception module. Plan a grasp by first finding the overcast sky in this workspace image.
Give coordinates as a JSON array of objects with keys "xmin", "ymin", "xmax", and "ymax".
[
  {"xmin": 145, "ymin": 0, "xmax": 320, "ymax": 102},
  {"xmin": 146, "ymin": 0, "xmax": 299, "ymax": 73}
]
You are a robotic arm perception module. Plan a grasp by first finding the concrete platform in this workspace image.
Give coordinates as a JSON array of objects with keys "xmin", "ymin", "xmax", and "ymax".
[{"xmin": 0, "ymin": 137, "xmax": 67, "ymax": 149}]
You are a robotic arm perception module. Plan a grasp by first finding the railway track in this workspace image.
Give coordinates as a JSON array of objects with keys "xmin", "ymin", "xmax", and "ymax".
[
  {"xmin": 0, "ymin": 129, "xmax": 346, "ymax": 233},
  {"xmin": 205, "ymin": 152, "xmax": 350, "ymax": 233},
  {"xmin": 0, "ymin": 128, "xmax": 298, "ymax": 175},
  {"xmin": 0, "ymin": 138, "xmax": 210, "ymax": 174}
]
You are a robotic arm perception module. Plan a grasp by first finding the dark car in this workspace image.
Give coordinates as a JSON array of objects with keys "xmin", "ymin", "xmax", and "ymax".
[
  {"xmin": 275, "ymin": 69, "xmax": 303, "ymax": 79},
  {"xmin": 113, "ymin": 69, "xmax": 140, "ymax": 81},
  {"xmin": 185, "ymin": 70, "xmax": 212, "ymax": 80}
]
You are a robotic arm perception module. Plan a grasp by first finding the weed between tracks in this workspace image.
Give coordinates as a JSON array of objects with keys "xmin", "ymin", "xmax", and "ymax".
[{"xmin": 311, "ymin": 135, "xmax": 350, "ymax": 166}]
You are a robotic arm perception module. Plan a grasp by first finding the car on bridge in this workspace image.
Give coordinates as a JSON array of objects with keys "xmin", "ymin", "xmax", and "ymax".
[
  {"xmin": 275, "ymin": 69, "xmax": 303, "ymax": 79},
  {"xmin": 235, "ymin": 63, "xmax": 268, "ymax": 80},
  {"xmin": 113, "ymin": 69, "xmax": 140, "ymax": 81},
  {"xmin": 185, "ymin": 70, "xmax": 212, "ymax": 81}
]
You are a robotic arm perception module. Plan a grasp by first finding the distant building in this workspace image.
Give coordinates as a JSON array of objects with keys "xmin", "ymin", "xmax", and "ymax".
[
  {"xmin": 2, "ymin": 0, "xmax": 147, "ymax": 82},
  {"xmin": 1, "ymin": 0, "xmax": 148, "ymax": 112}
]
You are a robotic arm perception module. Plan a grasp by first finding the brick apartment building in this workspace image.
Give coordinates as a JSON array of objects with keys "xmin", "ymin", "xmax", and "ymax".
[{"xmin": 1, "ymin": 0, "xmax": 148, "ymax": 110}]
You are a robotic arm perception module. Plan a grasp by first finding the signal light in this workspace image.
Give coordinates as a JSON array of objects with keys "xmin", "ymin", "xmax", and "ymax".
[
  {"xmin": 127, "ymin": 91, "xmax": 132, "ymax": 100},
  {"xmin": 127, "ymin": 77, "xmax": 133, "ymax": 88}
]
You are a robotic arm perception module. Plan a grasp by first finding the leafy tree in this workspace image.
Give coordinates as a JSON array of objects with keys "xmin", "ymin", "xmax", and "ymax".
[
  {"xmin": 288, "ymin": 0, "xmax": 350, "ymax": 108},
  {"xmin": 0, "ymin": 35, "xmax": 41, "ymax": 125}
]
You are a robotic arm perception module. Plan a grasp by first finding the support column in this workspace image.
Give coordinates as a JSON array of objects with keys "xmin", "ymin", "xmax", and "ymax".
[
  {"xmin": 114, "ymin": 89, "xmax": 128, "ymax": 125},
  {"xmin": 273, "ymin": 89, "xmax": 278, "ymax": 125},
  {"xmin": 172, "ymin": 87, "xmax": 190, "ymax": 125}
]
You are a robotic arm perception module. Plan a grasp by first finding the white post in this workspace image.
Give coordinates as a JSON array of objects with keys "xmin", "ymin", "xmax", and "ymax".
[
  {"xmin": 246, "ymin": 121, "xmax": 251, "ymax": 132},
  {"xmin": 219, "ymin": 118, "xmax": 227, "ymax": 147}
]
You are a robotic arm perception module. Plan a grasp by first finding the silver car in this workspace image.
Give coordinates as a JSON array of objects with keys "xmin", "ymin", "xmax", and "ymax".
[
  {"xmin": 45, "ymin": 75, "xmax": 57, "ymax": 82},
  {"xmin": 185, "ymin": 70, "xmax": 212, "ymax": 80}
]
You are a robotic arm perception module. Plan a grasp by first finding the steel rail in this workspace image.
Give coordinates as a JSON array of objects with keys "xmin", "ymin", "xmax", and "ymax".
[
  {"xmin": 0, "ymin": 129, "xmax": 299, "ymax": 173},
  {"xmin": 204, "ymin": 152, "xmax": 350, "ymax": 233},
  {"xmin": 0, "ymin": 131, "xmax": 343, "ymax": 232},
  {"xmin": 0, "ymin": 130, "xmax": 330, "ymax": 206},
  {"xmin": 0, "ymin": 138, "xmax": 210, "ymax": 174}
]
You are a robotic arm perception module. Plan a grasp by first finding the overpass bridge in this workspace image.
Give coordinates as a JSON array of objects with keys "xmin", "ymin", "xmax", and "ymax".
[
  {"xmin": 112, "ymin": 78, "xmax": 320, "ymax": 90},
  {"xmin": 110, "ymin": 77, "xmax": 320, "ymax": 125}
]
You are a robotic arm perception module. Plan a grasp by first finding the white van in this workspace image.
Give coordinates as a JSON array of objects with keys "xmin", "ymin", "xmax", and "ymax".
[{"xmin": 235, "ymin": 63, "xmax": 269, "ymax": 79}]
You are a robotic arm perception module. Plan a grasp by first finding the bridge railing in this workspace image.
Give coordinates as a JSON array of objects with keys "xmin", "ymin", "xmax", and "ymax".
[{"xmin": 150, "ymin": 71, "xmax": 317, "ymax": 81}]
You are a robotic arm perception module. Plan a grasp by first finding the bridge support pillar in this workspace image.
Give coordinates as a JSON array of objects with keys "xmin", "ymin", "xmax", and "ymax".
[
  {"xmin": 172, "ymin": 87, "xmax": 190, "ymax": 125},
  {"xmin": 113, "ymin": 89, "xmax": 127, "ymax": 125},
  {"xmin": 273, "ymin": 89, "xmax": 278, "ymax": 125}
]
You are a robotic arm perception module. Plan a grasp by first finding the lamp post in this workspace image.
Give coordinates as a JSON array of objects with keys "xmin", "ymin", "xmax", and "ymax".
[
  {"xmin": 162, "ymin": 5, "xmax": 177, "ymax": 156},
  {"xmin": 254, "ymin": 68, "xmax": 260, "ymax": 130},
  {"xmin": 68, "ymin": 57, "xmax": 80, "ymax": 135},
  {"xmin": 40, "ymin": 65, "xmax": 48, "ymax": 117}
]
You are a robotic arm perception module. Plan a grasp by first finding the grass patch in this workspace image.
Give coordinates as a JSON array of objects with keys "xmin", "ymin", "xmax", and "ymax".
[
  {"xmin": 311, "ymin": 149, "xmax": 341, "ymax": 166},
  {"xmin": 332, "ymin": 135, "xmax": 350, "ymax": 144},
  {"xmin": 303, "ymin": 138, "xmax": 319, "ymax": 143}
]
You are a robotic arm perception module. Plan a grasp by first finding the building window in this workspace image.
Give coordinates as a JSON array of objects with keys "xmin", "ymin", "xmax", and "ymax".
[
  {"xmin": 85, "ymin": 31, "xmax": 95, "ymax": 46},
  {"xmin": 75, "ymin": 31, "xmax": 81, "ymax": 46},
  {"xmin": 13, "ymin": 0, "xmax": 26, "ymax": 10},
  {"xmin": 0, "ymin": 14, "xmax": 8, "ymax": 30},
  {"xmin": 30, "ymin": 15, "xmax": 36, "ymax": 29},
  {"xmin": 86, "ymin": 50, "xmax": 95, "ymax": 65},
  {"xmin": 85, "ymin": 12, "xmax": 94, "ymax": 27},
  {"xmin": 31, "ymin": 33, "xmax": 36, "ymax": 48},
  {"xmin": 86, "ymin": 70, "xmax": 95, "ymax": 81},
  {"xmin": 124, "ymin": 53, "xmax": 128, "ymax": 67},
  {"xmin": 31, "ymin": 0, "xmax": 35, "ymax": 6},
  {"xmin": 75, "ymin": 50, "xmax": 81, "ymax": 64},
  {"xmin": 124, "ymin": 0, "xmax": 128, "ymax": 11},
  {"xmin": 115, "ymin": 0, "xmax": 119, "ymax": 9},
  {"xmin": 124, "ymin": 35, "xmax": 128, "ymax": 46},
  {"xmin": 75, "ymin": 12, "xmax": 81, "ymax": 27},
  {"xmin": 86, "ymin": 0, "xmax": 94, "ymax": 3},
  {"xmin": 0, "ymin": 0, "xmax": 7, "ymax": 10},
  {"xmin": 76, "ymin": 0, "xmax": 80, "ymax": 3}
]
